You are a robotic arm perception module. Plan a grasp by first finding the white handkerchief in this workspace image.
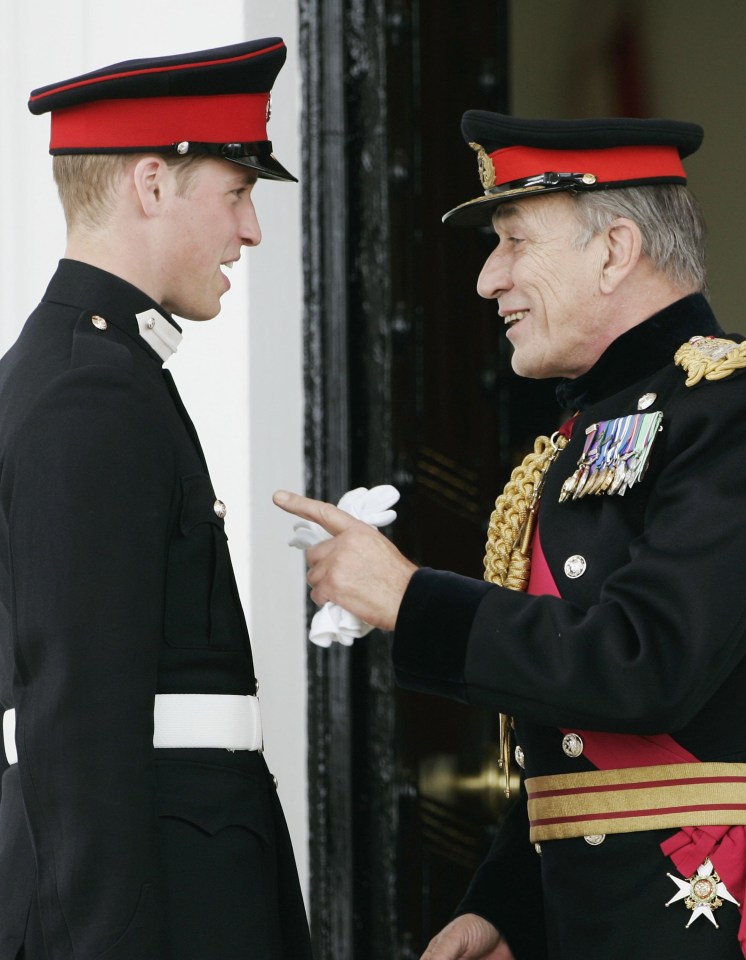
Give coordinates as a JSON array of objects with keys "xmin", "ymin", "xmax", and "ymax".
[
  {"xmin": 307, "ymin": 603, "xmax": 375, "ymax": 648},
  {"xmin": 289, "ymin": 485, "xmax": 400, "ymax": 646}
]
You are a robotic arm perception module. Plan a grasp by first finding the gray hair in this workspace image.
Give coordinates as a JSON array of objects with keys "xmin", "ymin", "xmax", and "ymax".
[{"xmin": 569, "ymin": 184, "xmax": 707, "ymax": 293}]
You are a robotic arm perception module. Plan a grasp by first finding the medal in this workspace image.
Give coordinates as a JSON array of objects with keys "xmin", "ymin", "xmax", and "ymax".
[
  {"xmin": 665, "ymin": 858, "xmax": 740, "ymax": 928},
  {"xmin": 559, "ymin": 411, "xmax": 663, "ymax": 501}
]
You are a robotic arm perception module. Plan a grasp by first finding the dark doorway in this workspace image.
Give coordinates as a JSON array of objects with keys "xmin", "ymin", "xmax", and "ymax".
[{"xmin": 300, "ymin": 3, "xmax": 558, "ymax": 958}]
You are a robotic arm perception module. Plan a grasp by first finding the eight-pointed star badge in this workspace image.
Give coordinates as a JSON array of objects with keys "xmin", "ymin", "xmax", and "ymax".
[{"xmin": 665, "ymin": 858, "xmax": 740, "ymax": 928}]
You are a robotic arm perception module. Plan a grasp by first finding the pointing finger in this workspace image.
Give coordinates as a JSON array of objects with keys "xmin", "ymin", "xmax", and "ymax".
[{"xmin": 273, "ymin": 490, "xmax": 360, "ymax": 537}]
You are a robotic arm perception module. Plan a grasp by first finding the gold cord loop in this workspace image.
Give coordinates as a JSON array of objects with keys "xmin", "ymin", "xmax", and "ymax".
[
  {"xmin": 483, "ymin": 432, "xmax": 568, "ymax": 797},
  {"xmin": 674, "ymin": 336, "xmax": 746, "ymax": 387}
]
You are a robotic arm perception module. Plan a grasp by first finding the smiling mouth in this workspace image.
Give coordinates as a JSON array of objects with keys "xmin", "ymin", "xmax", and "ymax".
[{"xmin": 503, "ymin": 310, "xmax": 528, "ymax": 328}]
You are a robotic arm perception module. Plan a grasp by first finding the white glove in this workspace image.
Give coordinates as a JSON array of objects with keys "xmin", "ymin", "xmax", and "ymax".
[{"xmin": 289, "ymin": 484, "xmax": 400, "ymax": 647}]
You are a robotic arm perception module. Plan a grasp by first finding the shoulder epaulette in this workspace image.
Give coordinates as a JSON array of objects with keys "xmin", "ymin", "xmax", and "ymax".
[
  {"xmin": 674, "ymin": 335, "xmax": 746, "ymax": 387},
  {"xmin": 70, "ymin": 311, "xmax": 134, "ymax": 372}
]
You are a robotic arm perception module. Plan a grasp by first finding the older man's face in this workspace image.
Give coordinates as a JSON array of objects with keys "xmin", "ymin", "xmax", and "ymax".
[{"xmin": 477, "ymin": 194, "xmax": 610, "ymax": 380}]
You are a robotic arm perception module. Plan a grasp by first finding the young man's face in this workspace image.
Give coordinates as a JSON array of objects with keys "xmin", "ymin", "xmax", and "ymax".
[
  {"xmin": 157, "ymin": 158, "xmax": 261, "ymax": 322},
  {"xmin": 476, "ymin": 193, "xmax": 610, "ymax": 380}
]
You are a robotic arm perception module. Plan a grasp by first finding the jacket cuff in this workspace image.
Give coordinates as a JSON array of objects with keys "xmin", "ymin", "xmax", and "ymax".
[{"xmin": 392, "ymin": 568, "xmax": 492, "ymax": 701}]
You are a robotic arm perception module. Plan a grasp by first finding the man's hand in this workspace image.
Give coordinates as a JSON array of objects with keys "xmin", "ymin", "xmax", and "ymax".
[
  {"xmin": 421, "ymin": 914, "xmax": 515, "ymax": 960},
  {"xmin": 273, "ymin": 490, "xmax": 418, "ymax": 631}
]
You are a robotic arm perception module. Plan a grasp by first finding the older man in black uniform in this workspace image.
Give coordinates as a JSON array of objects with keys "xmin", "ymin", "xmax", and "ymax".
[
  {"xmin": 0, "ymin": 40, "xmax": 312, "ymax": 960},
  {"xmin": 275, "ymin": 112, "xmax": 746, "ymax": 959}
]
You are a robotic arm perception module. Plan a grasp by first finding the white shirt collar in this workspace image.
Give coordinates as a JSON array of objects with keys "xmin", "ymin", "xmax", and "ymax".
[{"xmin": 135, "ymin": 308, "xmax": 183, "ymax": 362}]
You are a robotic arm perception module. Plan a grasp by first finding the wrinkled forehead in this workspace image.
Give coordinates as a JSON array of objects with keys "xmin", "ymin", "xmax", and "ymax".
[{"xmin": 490, "ymin": 192, "xmax": 575, "ymax": 230}]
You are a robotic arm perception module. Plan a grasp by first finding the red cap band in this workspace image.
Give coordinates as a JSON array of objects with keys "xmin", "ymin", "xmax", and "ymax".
[
  {"xmin": 489, "ymin": 144, "xmax": 686, "ymax": 187},
  {"xmin": 49, "ymin": 92, "xmax": 270, "ymax": 150}
]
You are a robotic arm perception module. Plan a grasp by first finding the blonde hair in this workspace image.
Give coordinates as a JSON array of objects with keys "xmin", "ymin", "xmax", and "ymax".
[{"xmin": 52, "ymin": 152, "xmax": 208, "ymax": 230}]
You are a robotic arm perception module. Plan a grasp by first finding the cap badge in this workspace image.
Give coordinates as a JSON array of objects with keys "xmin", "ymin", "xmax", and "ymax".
[
  {"xmin": 468, "ymin": 141, "xmax": 496, "ymax": 191},
  {"xmin": 266, "ymin": 93, "xmax": 272, "ymax": 123},
  {"xmin": 674, "ymin": 335, "xmax": 746, "ymax": 387}
]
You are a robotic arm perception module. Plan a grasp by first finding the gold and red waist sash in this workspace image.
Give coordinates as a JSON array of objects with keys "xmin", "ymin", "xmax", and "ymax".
[{"xmin": 527, "ymin": 762, "xmax": 746, "ymax": 843}]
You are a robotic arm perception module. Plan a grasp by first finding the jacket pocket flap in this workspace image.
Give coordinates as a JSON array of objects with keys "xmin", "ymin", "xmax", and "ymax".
[{"xmin": 155, "ymin": 758, "xmax": 271, "ymax": 840}]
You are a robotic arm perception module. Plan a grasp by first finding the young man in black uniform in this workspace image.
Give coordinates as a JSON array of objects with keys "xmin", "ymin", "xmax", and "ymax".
[
  {"xmin": 0, "ymin": 39, "xmax": 312, "ymax": 960},
  {"xmin": 275, "ymin": 113, "xmax": 746, "ymax": 959}
]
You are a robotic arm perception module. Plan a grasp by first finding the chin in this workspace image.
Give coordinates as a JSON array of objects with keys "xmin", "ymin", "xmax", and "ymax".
[
  {"xmin": 510, "ymin": 353, "xmax": 535, "ymax": 378},
  {"xmin": 177, "ymin": 303, "xmax": 222, "ymax": 323},
  {"xmin": 511, "ymin": 355, "xmax": 553, "ymax": 381}
]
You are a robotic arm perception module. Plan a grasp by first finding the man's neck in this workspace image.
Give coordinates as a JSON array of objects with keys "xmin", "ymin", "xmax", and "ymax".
[
  {"xmin": 609, "ymin": 262, "xmax": 699, "ymax": 337},
  {"xmin": 64, "ymin": 228, "xmax": 162, "ymax": 307}
]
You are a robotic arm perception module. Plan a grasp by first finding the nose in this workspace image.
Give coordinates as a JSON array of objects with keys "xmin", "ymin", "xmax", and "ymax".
[
  {"xmin": 476, "ymin": 244, "xmax": 511, "ymax": 300},
  {"xmin": 241, "ymin": 199, "xmax": 262, "ymax": 247}
]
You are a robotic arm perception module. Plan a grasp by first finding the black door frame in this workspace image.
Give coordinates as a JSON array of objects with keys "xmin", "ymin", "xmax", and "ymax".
[{"xmin": 299, "ymin": 2, "xmax": 396, "ymax": 957}]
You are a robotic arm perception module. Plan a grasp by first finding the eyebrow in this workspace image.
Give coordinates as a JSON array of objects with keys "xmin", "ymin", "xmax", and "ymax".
[
  {"xmin": 227, "ymin": 171, "xmax": 258, "ymax": 188},
  {"xmin": 492, "ymin": 203, "xmax": 522, "ymax": 226}
]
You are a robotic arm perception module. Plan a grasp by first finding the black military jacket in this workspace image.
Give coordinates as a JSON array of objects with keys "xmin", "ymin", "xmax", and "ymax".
[
  {"xmin": 0, "ymin": 260, "xmax": 310, "ymax": 960},
  {"xmin": 393, "ymin": 294, "xmax": 746, "ymax": 959}
]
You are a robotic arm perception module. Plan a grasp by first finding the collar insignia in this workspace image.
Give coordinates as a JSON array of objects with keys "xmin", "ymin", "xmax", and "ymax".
[{"xmin": 136, "ymin": 309, "xmax": 183, "ymax": 363}]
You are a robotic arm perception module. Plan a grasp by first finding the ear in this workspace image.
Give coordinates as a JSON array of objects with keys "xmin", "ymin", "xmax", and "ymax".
[
  {"xmin": 132, "ymin": 156, "xmax": 172, "ymax": 217},
  {"xmin": 599, "ymin": 217, "xmax": 643, "ymax": 294}
]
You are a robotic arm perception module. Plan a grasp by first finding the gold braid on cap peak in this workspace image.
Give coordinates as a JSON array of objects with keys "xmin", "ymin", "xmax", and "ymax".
[
  {"xmin": 674, "ymin": 336, "xmax": 746, "ymax": 387},
  {"xmin": 482, "ymin": 431, "xmax": 568, "ymax": 797}
]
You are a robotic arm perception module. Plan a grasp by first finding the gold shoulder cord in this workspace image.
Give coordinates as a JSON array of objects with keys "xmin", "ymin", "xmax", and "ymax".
[
  {"xmin": 674, "ymin": 336, "xmax": 746, "ymax": 387},
  {"xmin": 482, "ymin": 432, "xmax": 568, "ymax": 798}
]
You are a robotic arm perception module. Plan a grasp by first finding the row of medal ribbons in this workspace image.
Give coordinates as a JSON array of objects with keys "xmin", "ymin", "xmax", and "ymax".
[{"xmin": 560, "ymin": 411, "xmax": 663, "ymax": 501}]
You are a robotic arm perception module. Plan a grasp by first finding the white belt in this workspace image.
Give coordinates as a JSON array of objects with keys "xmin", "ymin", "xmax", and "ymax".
[
  {"xmin": 3, "ymin": 708, "xmax": 16, "ymax": 765},
  {"xmin": 2, "ymin": 694, "xmax": 262, "ymax": 766}
]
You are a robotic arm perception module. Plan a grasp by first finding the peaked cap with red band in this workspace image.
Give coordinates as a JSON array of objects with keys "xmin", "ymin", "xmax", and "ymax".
[
  {"xmin": 28, "ymin": 38, "xmax": 296, "ymax": 182},
  {"xmin": 443, "ymin": 111, "xmax": 703, "ymax": 226}
]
